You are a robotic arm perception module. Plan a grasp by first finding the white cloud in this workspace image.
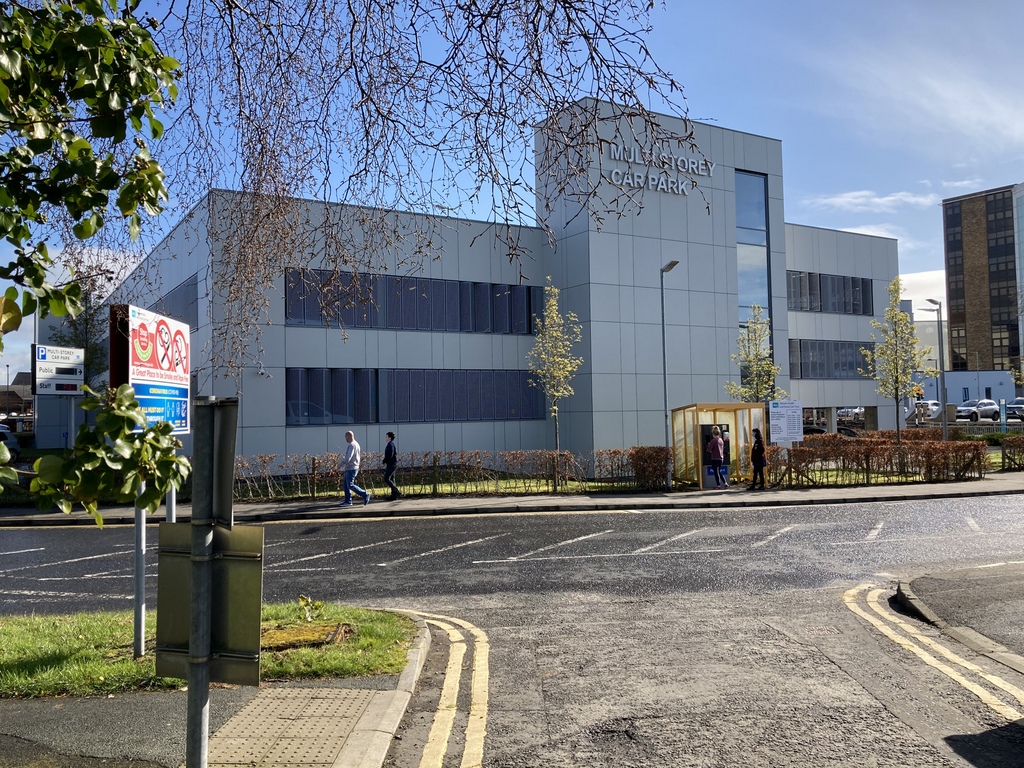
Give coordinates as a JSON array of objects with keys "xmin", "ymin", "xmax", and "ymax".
[
  {"xmin": 899, "ymin": 270, "xmax": 948, "ymax": 317},
  {"xmin": 837, "ymin": 222, "xmax": 904, "ymax": 241},
  {"xmin": 941, "ymin": 178, "xmax": 984, "ymax": 190},
  {"xmin": 806, "ymin": 190, "xmax": 940, "ymax": 214},
  {"xmin": 817, "ymin": 33, "xmax": 1024, "ymax": 155}
]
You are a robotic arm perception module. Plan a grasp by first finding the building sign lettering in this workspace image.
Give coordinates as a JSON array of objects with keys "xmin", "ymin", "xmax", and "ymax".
[{"xmin": 601, "ymin": 142, "xmax": 715, "ymax": 196}]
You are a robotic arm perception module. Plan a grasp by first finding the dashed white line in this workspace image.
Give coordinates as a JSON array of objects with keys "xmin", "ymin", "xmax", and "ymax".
[
  {"xmin": 977, "ymin": 560, "xmax": 1024, "ymax": 569},
  {"xmin": 0, "ymin": 588, "xmax": 131, "ymax": 599},
  {"xmin": 473, "ymin": 548, "xmax": 725, "ymax": 564},
  {"xmin": 632, "ymin": 528, "xmax": 706, "ymax": 554},
  {"xmin": 865, "ymin": 521, "xmax": 884, "ymax": 541},
  {"xmin": 269, "ymin": 536, "xmax": 413, "ymax": 568},
  {"xmin": 0, "ymin": 550, "xmax": 130, "ymax": 575},
  {"xmin": 0, "ymin": 548, "xmax": 44, "ymax": 556},
  {"xmin": 751, "ymin": 525, "xmax": 795, "ymax": 548},
  {"xmin": 830, "ymin": 533, "xmax": 992, "ymax": 546},
  {"xmin": 377, "ymin": 534, "xmax": 508, "ymax": 567},
  {"xmin": 509, "ymin": 530, "xmax": 614, "ymax": 560}
]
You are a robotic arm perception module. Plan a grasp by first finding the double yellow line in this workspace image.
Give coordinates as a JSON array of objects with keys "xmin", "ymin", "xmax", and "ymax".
[
  {"xmin": 406, "ymin": 611, "xmax": 490, "ymax": 768},
  {"xmin": 843, "ymin": 584, "xmax": 1024, "ymax": 721}
]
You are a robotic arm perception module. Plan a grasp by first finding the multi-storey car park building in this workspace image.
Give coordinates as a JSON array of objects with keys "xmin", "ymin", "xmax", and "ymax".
[
  {"xmin": 942, "ymin": 185, "xmax": 1023, "ymax": 374},
  {"xmin": 37, "ymin": 102, "xmax": 900, "ymax": 457}
]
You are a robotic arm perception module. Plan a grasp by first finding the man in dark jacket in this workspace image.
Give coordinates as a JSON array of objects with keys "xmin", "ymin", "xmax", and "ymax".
[{"xmin": 383, "ymin": 431, "xmax": 402, "ymax": 500}]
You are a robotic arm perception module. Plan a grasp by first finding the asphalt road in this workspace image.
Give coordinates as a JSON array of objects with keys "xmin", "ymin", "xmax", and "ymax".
[{"xmin": 3, "ymin": 496, "xmax": 1024, "ymax": 766}]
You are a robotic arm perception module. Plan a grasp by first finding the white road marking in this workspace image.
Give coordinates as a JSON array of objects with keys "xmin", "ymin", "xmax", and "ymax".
[
  {"xmin": 978, "ymin": 560, "xmax": 1024, "ymax": 568},
  {"xmin": 473, "ymin": 548, "xmax": 725, "ymax": 564},
  {"xmin": 865, "ymin": 521, "xmax": 884, "ymax": 541},
  {"xmin": 0, "ymin": 550, "xmax": 129, "ymax": 575},
  {"xmin": 377, "ymin": 534, "xmax": 508, "ymax": 567},
  {"xmin": 0, "ymin": 548, "xmax": 45, "ymax": 556},
  {"xmin": 509, "ymin": 530, "xmax": 614, "ymax": 560},
  {"xmin": 0, "ymin": 588, "xmax": 131, "ymax": 599},
  {"xmin": 829, "ymin": 532, "xmax": 994, "ymax": 546},
  {"xmin": 964, "ymin": 516, "xmax": 982, "ymax": 532},
  {"xmin": 38, "ymin": 572, "xmax": 132, "ymax": 581},
  {"xmin": 632, "ymin": 528, "xmax": 706, "ymax": 554},
  {"xmin": 268, "ymin": 536, "xmax": 413, "ymax": 568},
  {"xmin": 751, "ymin": 525, "xmax": 795, "ymax": 548}
]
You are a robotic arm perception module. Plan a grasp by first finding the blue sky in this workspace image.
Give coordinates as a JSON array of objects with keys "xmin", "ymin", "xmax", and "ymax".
[
  {"xmin": 6, "ymin": 0, "xmax": 1022, "ymax": 378},
  {"xmin": 649, "ymin": 0, "xmax": 1024, "ymax": 311}
]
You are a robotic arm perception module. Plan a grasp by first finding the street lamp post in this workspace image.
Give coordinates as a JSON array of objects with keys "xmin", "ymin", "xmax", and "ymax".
[
  {"xmin": 660, "ymin": 260, "xmax": 679, "ymax": 490},
  {"xmin": 925, "ymin": 299, "xmax": 947, "ymax": 441}
]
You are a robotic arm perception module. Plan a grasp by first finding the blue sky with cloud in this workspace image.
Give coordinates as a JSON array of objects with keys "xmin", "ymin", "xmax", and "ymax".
[
  {"xmin": 649, "ymin": 0, "xmax": 1024, "ymax": 314},
  {"xmin": 6, "ymin": 1, "xmax": 1021, "ymax": 379}
]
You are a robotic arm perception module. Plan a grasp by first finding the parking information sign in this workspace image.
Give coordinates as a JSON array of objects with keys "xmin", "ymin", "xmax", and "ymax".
[
  {"xmin": 127, "ymin": 306, "xmax": 191, "ymax": 434},
  {"xmin": 33, "ymin": 345, "xmax": 85, "ymax": 396},
  {"xmin": 769, "ymin": 399, "xmax": 803, "ymax": 442}
]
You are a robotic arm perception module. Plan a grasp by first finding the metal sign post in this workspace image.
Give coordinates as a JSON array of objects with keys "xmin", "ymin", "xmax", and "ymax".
[
  {"xmin": 134, "ymin": 482, "xmax": 146, "ymax": 658},
  {"xmin": 186, "ymin": 398, "xmax": 239, "ymax": 768}
]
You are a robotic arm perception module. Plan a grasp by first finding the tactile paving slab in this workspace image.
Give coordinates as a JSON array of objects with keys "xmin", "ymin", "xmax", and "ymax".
[{"xmin": 207, "ymin": 687, "xmax": 378, "ymax": 766}]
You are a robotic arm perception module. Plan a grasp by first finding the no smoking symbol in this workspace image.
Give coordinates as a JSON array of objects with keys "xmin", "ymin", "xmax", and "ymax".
[{"xmin": 156, "ymin": 321, "xmax": 172, "ymax": 371}]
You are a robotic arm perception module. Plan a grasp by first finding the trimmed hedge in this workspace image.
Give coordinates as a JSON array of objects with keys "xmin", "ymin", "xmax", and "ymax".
[{"xmin": 765, "ymin": 434, "xmax": 987, "ymax": 488}]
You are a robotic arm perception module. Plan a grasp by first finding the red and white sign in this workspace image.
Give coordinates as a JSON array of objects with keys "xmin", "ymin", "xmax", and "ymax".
[
  {"xmin": 130, "ymin": 307, "xmax": 190, "ymax": 387},
  {"xmin": 127, "ymin": 306, "xmax": 191, "ymax": 434}
]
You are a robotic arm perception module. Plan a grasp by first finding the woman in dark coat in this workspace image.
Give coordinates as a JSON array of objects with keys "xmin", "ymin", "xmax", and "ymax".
[{"xmin": 749, "ymin": 427, "xmax": 766, "ymax": 490}]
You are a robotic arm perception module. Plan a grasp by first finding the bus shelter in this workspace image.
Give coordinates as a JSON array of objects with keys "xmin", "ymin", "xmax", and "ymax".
[{"xmin": 672, "ymin": 402, "xmax": 766, "ymax": 488}]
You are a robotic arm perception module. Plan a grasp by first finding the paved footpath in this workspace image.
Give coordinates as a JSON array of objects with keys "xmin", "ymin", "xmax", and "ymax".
[{"xmin": 1, "ymin": 473, "xmax": 1023, "ymax": 767}]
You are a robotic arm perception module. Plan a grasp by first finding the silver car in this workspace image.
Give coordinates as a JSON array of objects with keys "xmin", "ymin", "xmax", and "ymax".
[
  {"xmin": 955, "ymin": 399, "xmax": 1000, "ymax": 422},
  {"xmin": 1005, "ymin": 397, "xmax": 1024, "ymax": 421}
]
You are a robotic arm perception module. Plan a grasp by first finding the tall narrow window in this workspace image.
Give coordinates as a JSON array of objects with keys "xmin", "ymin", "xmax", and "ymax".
[
  {"xmin": 285, "ymin": 368, "xmax": 309, "ymax": 425},
  {"xmin": 735, "ymin": 171, "xmax": 771, "ymax": 326}
]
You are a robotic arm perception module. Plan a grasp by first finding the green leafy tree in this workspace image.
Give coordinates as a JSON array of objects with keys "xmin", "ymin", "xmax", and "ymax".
[
  {"xmin": 724, "ymin": 304, "xmax": 787, "ymax": 403},
  {"xmin": 859, "ymin": 278, "xmax": 936, "ymax": 444},
  {"xmin": 32, "ymin": 384, "xmax": 189, "ymax": 523},
  {"xmin": 526, "ymin": 278, "xmax": 583, "ymax": 492},
  {"xmin": 0, "ymin": 1, "xmax": 187, "ymax": 519}
]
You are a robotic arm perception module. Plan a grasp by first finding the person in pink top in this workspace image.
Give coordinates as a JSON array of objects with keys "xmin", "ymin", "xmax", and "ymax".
[{"xmin": 708, "ymin": 425, "xmax": 727, "ymax": 489}]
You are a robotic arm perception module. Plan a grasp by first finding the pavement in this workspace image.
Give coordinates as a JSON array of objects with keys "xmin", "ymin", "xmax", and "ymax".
[{"xmin": 1, "ymin": 473, "xmax": 1024, "ymax": 767}]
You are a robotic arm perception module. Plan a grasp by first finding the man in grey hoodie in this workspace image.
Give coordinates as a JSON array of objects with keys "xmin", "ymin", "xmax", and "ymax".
[{"xmin": 339, "ymin": 431, "xmax": 371, "ymax": 507}]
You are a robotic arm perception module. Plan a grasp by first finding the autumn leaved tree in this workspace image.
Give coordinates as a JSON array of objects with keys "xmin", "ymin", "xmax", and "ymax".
[
  {"xmin": 859, "ymin": 278, "xmax": 936, "ymax": 445},
  {"xmin": 526, "ymin": 279, "xmax": 583, "ymax": 492},
  {"xmin": 0, "ymin": 1, "xmax": 188, "ymax": 520},
  {"xmin": 724, "ymin": 305, "xmax": 787, "ymax": 404}
]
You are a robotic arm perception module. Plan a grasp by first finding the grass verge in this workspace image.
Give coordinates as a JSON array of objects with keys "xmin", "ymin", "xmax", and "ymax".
[{"xmin": 0, "ymin": 601, "xmax": 415, "ymax": 698}]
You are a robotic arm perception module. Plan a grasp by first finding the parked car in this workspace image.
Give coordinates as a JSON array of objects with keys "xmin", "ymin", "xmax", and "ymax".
[
  {"xmin": 1005, "ymin": 397, "xmax": 1024, "ymax": 421},
  {"xmin": 907, "ymin": 400, "xmax": 942, "ymax": 425},
  {"xmin": 0, "ymin": 431, "xmax": 19, "ymax": 462},
  {"xmin": 955, "ymin": 399, "xmax": 1000, "ymax": 422}
]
